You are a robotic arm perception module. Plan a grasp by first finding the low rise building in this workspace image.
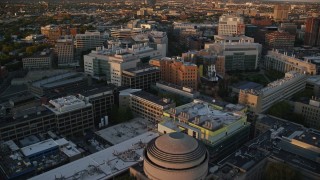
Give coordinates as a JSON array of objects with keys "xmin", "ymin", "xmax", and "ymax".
[
  {"xmin": 157, "ymin": 99, "xmax": 251, "ymax": 162},
  {"xmin": 294, "ymin": 97, "xmax": 320, "ymax": 129},
  {"xmin": 306, "ymin": 75, "xmax": 320, "ymax": 97},
  {"xmin": 265, "ymin": 31, "xmax": 295, "ymax": 50},
  {"xmin": 122, "ymin": 66, "xmax": 160, "ymax": 90},
  {"xmin": 22, "ymin": 50, "xmax": 53, "ymax": 70},
  {"xmin": 213, "ymin": 116, "xmax": 320, "ymax": 180},
  {"xmin": 130, "ymin": 91, "xmax": 175, "ymax": 123},
  {"xmin": 264, "ymin": 50, "xmax": 317, "ymax": 75},
  {"xmin": 239, "ymin": 71, "xmax": 307, "ymax": 113}
]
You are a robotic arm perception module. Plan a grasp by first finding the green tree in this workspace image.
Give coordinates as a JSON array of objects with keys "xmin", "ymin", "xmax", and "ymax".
[{"xmin": 264, "ymin": 162, "xmax": 302, "ymax": 180}]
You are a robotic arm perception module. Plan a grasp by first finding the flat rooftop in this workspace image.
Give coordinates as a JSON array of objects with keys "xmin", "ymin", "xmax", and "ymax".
[
  {"xmin": 46, "ymin": 95, "xmax": 91, "ymax": 114},
  {"xmin": 31, "ymin": 72, "xmax": 81, "ymax": 88},
  {"xmin": 29, "ymin": 131, "xmax": 159, "ymax": 180},
  {"xmin": 122, "ymin": 66, "xmax": 159, "ymax": 76},
  {"xmin": 131, "ymin": 91, "xmax": 174, "ymax": 107},
  {"xmin": 95, "ymin": 118, "xmax": 153, "ymax": 145},
  {"xmin": 21, "ymin": 138, "xmax": 58, "ymax": 157},
  {"xmin": 216, "ymin": 116, "xmax": 320, "ymax": 176},
  {"xmin": 307, "ymin": 75, "xmax": 320, "ymax": 85}
]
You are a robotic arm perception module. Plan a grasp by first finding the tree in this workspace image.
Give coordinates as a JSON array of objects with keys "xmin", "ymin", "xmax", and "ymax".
[{"xmin": 264, "ymin": 162, "xmax": 302, "ymax": 180}]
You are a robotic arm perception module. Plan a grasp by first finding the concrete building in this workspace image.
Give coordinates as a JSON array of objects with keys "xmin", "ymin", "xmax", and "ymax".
[
  {"xmin": 306, "ymin": 76, "xmax": 320, "ymax": 97},
  {"xmin": 294, "ymin": 97, "xmax": 320, "ymax": 129},
  {"xmin": 264, "ymin": 50, "xmax": 317, "ymax": 75},
  {"xmin": 110, "ymin": 28, "xmax": 142, "ymax": 40},
  {"xmin": 213, "ymin": 115, "xmax": 320, "ymax": 180},
  {"xmin": 130, "ymin": 91, "xmax": 175, "ymax": 123},
  {"xmin": 280, "ymin": 23, "xmax": 297, "ymax": 34},
  {"xmin": 149, "ymin": 58, "xmax": 198, "ymax": 90},
  {"xmin": 44, "ymin": 95, "xmax": 94, "ymax": 136},
  {"xmin": 239, "ymin": 71, "xmax": 307, "ymax": 113},
  {"xmin": 122, "ymin": 66, "xmax": 160, "ymax": 90},
  {"xmin": 74, "ymin": 30, "xmax": 109, "ymax": 60},
  {"xmin": 155, "ymin": 81, "xmax": 200, "ymax": 101},
  {"xmin": 305, "ymin": 17, "xmax": 320, "ymax": 47},
  {"xmin": 84, "ymin": 42, "xmax": 163, "ymax": 86},
  {"xmin": 218, "ymin": 14, "xmax": 245, "ymax": 36},
  {"xmin": 304, "ymin": 56, "xmax": 320, "ymax": 75},
  {"xmin": 157, "ymin": 99, "xmax": 250, "ymax": 162},
  {"xmin": 205, "ymin": 42, "xmax": 261, "ymax": 71},
  {"xmin": 132, "ymin": 132, "xmax": 209, "ymax": 180},
  {"xmin": 55, "ymin": 36, "xmax": 75, "ymax": 66},
  {"xmin": 265, "ymin": 31, "xmax": 295, "ymax": 50},
  {"xmin": 273, "ymin": 4, "xmax": 290, "ymax": 21},
  {"xmin": 22, "ymin": 50, "xmax": 53, "ymax": 70}
]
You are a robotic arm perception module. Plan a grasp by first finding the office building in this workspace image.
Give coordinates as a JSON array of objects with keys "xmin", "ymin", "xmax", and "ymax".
[
  {"xmin": 84, "ymin": 42, "xmax": 163, "ymax": 86},
  {"xmin": 265, "ymin": 31, "xmax": 295, "ymax": 50},
  {"xmin": 218, "ymin": 14, "xmax": 245, "ymax": 36},
  {"xmin": 74, "ymin": 31, "xmax": 109, "ymax": 60},
  {"xmin": 214, "ymin": 35, "xmax": 254, "ymax": 43},
  {"xmin": 205, "ymin": 42, "xmax": 261, "ymax": 71},
  {"xmin": 122, "ymin": 66, "xmax": 160, "ymax": 90},
  {"xmin": 306, "ymin": 76, "xmax": 320, "ymax": 97},
  {"xmin": 130, "ymin": 91, "xmax": 175, "ymax": 123},
  {"xmin": 239, "ymin": 71, "xmax": 307, "ymax": 113},
  {"xmin": 157, "ymin": 99, "xmax": 250, "ymax": 162},
  {"xmin": 305, "ymin": 17, "xmax": 320, "ymax": 47},
  {"xmin": 149, "ymin": 58, "xmax": 199, "ymax": 90},
  {"xmin": 131, "ymin": 132, "xmax": 209, "ymax": 180},
  {"xmin": 110, "ymin": 28, "xmax": 142, "ymax": 40},
  {"xmin": 264, "ymin": 50, "xmax": 317, "ymax": 75},
  {"xmin": 273, "ymin": 4, "xmax": 290, "ymax": 21},
  {"xmin": 155, "ymin": 81, "xmax": 200, "ymax": 101},
  {"xmin": 22, "ymin": 50, "xmax": 53, "ymax": 70},
  {"xmin": 55, "ymin": 36, "xmax": 75, "ymax": 66},
  {"xmin": 294, "ymin": 97, "xmax": 320, "ymax": 129},
  {"xmin": 214, "ymin": 115, "xmax": 320, "ymax": 180},
  {"xmin": 304, "ymin": 56, "xmax": 320, "ymax": 75}
]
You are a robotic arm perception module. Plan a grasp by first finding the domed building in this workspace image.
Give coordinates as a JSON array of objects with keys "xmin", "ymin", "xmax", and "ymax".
[{"xmin": 143, "ymin": 132, "xmax": 209, "ymax": 180}]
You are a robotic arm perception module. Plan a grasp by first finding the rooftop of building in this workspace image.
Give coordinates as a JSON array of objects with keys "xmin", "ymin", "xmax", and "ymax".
[
  {"xmin": 130, "ymin": 91, "xmax": 175, "ymax": 107},
  {"xmin": 23, "ymin": 49, "xmax": 52, "ymax": 59},
  {"xmin": 216, "ymin": 115, "xmax": 320, "ymax": 176},
  {"xmin": 31, "ymin": 72, "xmax": 84, "ymax": 88},
  {"xmin": 307, "ymin": 75, "xmax": 320, "ymax": 85},
  {"xmin": 21, "ymin": 138, "xmax": 59, "ymax": 157},
  {"xmin": 156, "ymin": 81, "xmax": 198, "ymax": 94},
  {"xmin": 122, "ymin": 65, "xmax": 159, "ymax": 76},
  {"xmin": 214, "ymin": 35, "xmax": 254, "ymax": 41},
  {"xmin": 30, "ymin": 131, "xmax": 159, "ymax": 180},
  {"xmin": 267, "ymin": 50, "xmax": 316, "ymax": 65},
  {"xmin": 241, "ymin": 71, "xmax": 305, "ymax": 96},
  {"xmin": 95, "ymin": 118, "xmax": 154, "ymax": 145},
  {"xmin": 46, "ymin": 95, "xmax": 91, "ymax": 114},
  {"xmin": 161, "ymin": 99, "xmax": 246, "ymax": 131},
  {"xmin": 232, "ymin": 81, "xmax": 264, "ymax": 91}
]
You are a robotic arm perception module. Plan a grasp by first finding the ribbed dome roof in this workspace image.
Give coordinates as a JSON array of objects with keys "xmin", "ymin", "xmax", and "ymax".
[{"xmin": 154, "ymin": 132, "xmax": 198, "ymax": 154}]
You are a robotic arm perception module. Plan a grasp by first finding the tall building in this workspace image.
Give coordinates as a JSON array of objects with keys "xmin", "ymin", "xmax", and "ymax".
[
  {"xmin": 55, "ymin": 36, "xmax": 75, "ymax": 66},
  {"xmin": 265, "ymin": 31, "xmax": 295, "ymax": 50},
  {"xmin": 304, "ymin": 17, "xmax": 320, "ymax": 47},
  {"xmin": 239, "ymin": 71, "xmax": 307, "ymax": 113},
  {"xmin": 205, "ymin": 42, "xmax": 261, "ymax": 71},
  {"xmin": 264, "ymin": 50, "xmax": 317, "ymax": 75},
  {"xmin": 149, "ymin": 58, "xmax": 199, "ymax": 90},
  {"xmin": 273, "ymin": 4, "xmax": 290, "ymax": 21},
  {"xmin": 156, "ymin": 99, "xmax": 251, "ymax": 162},
  {"xmin": 218, "ymin": 14, "xmax": 245, "ymax": 36},
  {"xmin": 130, "ymin": 91, "xmax": 175, "ymax": 123},
  {"xmin": 294, "ymin": 97, "xmax": 320, "ymax": 129}
]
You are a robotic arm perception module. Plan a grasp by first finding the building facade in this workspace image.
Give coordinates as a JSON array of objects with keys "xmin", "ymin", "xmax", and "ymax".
[
  {"xmin": 218, "ymin": 14, "xmax": 245, "ymax": 36},
  {"xmin": 55, "ymin": 36, "xmax": 75, "ymax": 66},
  {"xmin": 265, "ymin": 31, "xmax": 295, "ymax": 50},
  {"xmin": 294, "ymin": 97, "xmax": 320, "ymax": 129},
  {"xmin": 149, "ymin": 58, "xmax": 199, "ymax": 90},
  {"xmin": 273, "ymin": 4, "xmax": 290, "ymax": 21},
  {"xmin": 130, "ymin": 91, "xmax": 175, "ymax": 123},
  {"xmin": 122, "ymin": 66, "xmax": 160, "ymax": 90},
  {"xmin": 22, "ymin": 50, "xmax": 53, "ymax": 70},
  {"xmin": 239, "ymin": 71, "xmax": 307, "ymax": 113},
  {"xmin": 304, "ymin": 17, "xmax": 320, "ymax": 47},
  {"xmin": 264, "ymin": 50, "xmax": 317, "ymax": 75}
]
